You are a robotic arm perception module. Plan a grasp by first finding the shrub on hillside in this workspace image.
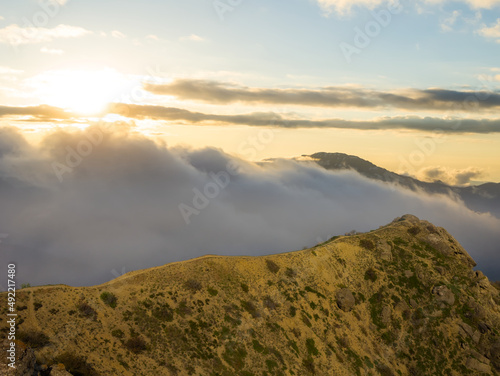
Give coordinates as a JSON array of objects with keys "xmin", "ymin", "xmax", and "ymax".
[
  {"xmin": 364, "ymin": 268, "xmax": 378, "ymax": 282},
  {"xmin": 111, "ymin": 329, "xmax": 124, "ymax": 339},
  {"xmin": 285, "ymin": 267, "xmax": 297, "ymax": 278},
  {"xmin": 125, "ymin": 336, "xmax": 147, "ymax": 354},
  {"xmin": 407, "ymin": 226, "xmax": 421, "ymax": 236},
  {"xmin": 77, "ymin": 302, "xmax": 97, "ymax": 319},
  {"xmin": 18, "ymin": 330, "xmax": 50, "ymax": 348},
  {"xmin": 265, "ymin": 260, "xmax": 280, "ymax": 274},
  {"xmin": 184, "ymin": 279, "xmax": 202, "ymax": 292},
  {"xmin": 263, "ymin": 296, "xmax": 278, "ymax": 310},
  {"xmin": 100, "ymin": 292, "xmax": 118, "ymax": 308},
  {"xmin": 360, "ymin": 239, "xmax": 375, "ymax": 251},
  {"xmin": 241, "ymin": 300, "xmax": 260, "ymax": 318}
]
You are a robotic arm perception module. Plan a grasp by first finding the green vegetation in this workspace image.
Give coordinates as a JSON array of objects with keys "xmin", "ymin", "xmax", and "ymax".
[
  {"xmin": 111, "ymin": 329, "xmax": 125, "ymax": 338},
  {"xmin": 393, "ymin": 237, "xmax": 409, "ymax": 246},
  {"xmin": 369, "ymin": 292, "xmax": 386, "ymax": 330},
  {"xmin": 266, "ymin": 359, "xmax": 279, "ymax": 373},
  {"xmin": 364, "ymin": 268, "xmax": 378, "ymax": 282},
  {"xmin": 241, "ymin": 300, "xmax": 260, "ymax": 318},
  {"xmin": 285, "ymin": 267, "xmax": 297, "ymax": 278},
  {"xmin": 266, "ymin": 259, "xmax": 280, "ymax": 274},
  {"xmin": 252, "ymin": 339, "xmax": 265, "ymax": 353},
  {"xmin": 359, "ymin": 239, "xmax": 375, "ymax": 251},
  {"xmin": 184, "ymin": 279, "xmax": 202, "ymax": 292},
  {"xmin": 304, "ymin": 286, "xmax": 326, "ymax": 299},
  {"xmin": 207, "ymin": 287, "xmax": 219, "ymax": 296},
  {"xmin": 77, "ymin": 301, "xmax": 97, "ymax": 319},
  {"xmin": 223, "ymin": 341, "xmax": 247, "ymax": 371},
  {"xmin": 407, "ymin": 226, "xmax": 421, "ymax": 236},
  {"xmin": 306, "ymin": 338, "xmax": 319, "ymax": 356},
  {"xmin": 100, "ymin": 291, "xmax": 118, "ymax": 308},
  {"xmin": 125, "ymin": 336, "xmax": 147, "ymax": 354}
]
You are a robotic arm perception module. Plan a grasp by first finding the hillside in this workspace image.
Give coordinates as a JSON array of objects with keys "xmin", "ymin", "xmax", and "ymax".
[
  {"xmin": 1, "ymin": 215, "xmax": 500, "ymax": 375},
  {"xmin": 306, "ymin": 152, "xmax": 500, "ymax": 218}
]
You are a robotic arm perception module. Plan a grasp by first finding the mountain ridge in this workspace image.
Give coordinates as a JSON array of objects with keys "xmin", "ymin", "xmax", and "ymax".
[
  {"xmin": 1, "ymin": 215, "xmax": 500, "ymax": 375},
  {"xmin": 303, "ymin": 152, "xmax": 500, "ymax": 218}
]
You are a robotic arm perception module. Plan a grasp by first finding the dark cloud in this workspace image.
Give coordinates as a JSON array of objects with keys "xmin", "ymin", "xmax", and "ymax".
[
  {"xmin": 3, "ymin": 102, "xmax": 500, "ymax": 134},
  {"xmin": 418, "ymin": 166, "xmax": 484, "ymax": 186},
  {"xmin": 143, "ymin": 79, "xmax": 500, "ymax": 111},
  {"xmin": 109, "ymin": 103, "xmax": 500, "ymax": 133},
  {"xmin": 0, "ymin": 105, "xmax": 75, "ymax": 120},
  {"xmin": 1, "ymin": 126, "xmax": 500, "ymax": 289}
]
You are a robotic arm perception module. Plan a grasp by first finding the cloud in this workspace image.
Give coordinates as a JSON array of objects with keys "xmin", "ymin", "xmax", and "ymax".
[
  {"xmin": 180, "ymin": 34, "xmax": 205, "ymax": 42},
  {"xmin": 441, "ymin": 10, "xmax": 461, "ymax": 32},
  {"xmin": 143, "ymin": 79, "xmax": 500, "ymax": 111},
  {"xmin": 111, "ymin": 30, "xmax": 126, "ymax": 39},
  {"xmin": 40, "ymin": 47, "xmax": 64, "ymax": 55},
  {"xmin": 3, "ymin": 103, "xmax": 500, "ymax": 133},
  {"xmin": 0, "ymin": 66, "xmax": 23, "ymax": 75},
  {"xmin": 106, "ymin": 103, "xmax": 500, "ymax": 133},
  {"xmin": 453, "ymin": 0, "xmax": 500, "ymax": 8},
  {"xmin": 417, "ymin": 166, "xmax": 484, "ymax": 185},
  {"xmin": 0, "ymin": 24, "xmax": 90, "ymax": 46},
  {"xmin": 315, "ymin": 0, "xmax": 500, "ymax": 15},
  {"xmin": 0, "ymin": 126, "xmax": 499, "ymax": 288},
  {"xmin": 314, "ymin": 0, "xmax": 399, "ymax": 15},
  {"xmin": 477, "ymin": 19, "xmax": 500, "ymax": 42},
  {"xmin": 0, "ymin": 105, "xmax": 74, "ymax": 120}
]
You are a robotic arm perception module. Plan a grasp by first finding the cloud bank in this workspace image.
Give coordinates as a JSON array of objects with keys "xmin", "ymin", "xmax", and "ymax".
[
  {"xmin": 4, "ymin": 103, "xmax": 500, "ymax": 134},
  {"xmin": 0, "ymin": 126, "xmax": 499, "ymax": 289},
  {"xmin": 0, "ymin": 105, "xmax": 73, "ymax": 120},
  {"xmin": 109, "ymin": 103, "xmax": 500, "ymax": 133},
  {"xmin": 143, "ymin": 79, "xmax": 500, "ymax": 112}
]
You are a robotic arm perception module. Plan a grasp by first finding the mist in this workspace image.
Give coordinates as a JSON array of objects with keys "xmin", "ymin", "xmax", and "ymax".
[{"xmin": 0, "ymin": 125, "xmax": 499, "ymax": 288}]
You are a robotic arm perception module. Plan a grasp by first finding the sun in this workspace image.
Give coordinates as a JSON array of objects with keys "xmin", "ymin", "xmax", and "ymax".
[{"xmin": 33, "ymin": 69, "xmax": 129, "ymax": 115}]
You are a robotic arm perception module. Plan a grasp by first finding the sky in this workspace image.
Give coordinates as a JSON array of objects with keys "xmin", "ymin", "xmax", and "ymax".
[
  {"xmin": 1, "ymin": 0, "xmax": 500, "ymax": 287},
  {"xmin": 0, "ymin": 0, "xmax": 500, "ymax": 181}
]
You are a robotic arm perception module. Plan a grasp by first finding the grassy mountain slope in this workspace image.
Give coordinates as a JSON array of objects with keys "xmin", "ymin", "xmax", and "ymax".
[{"xmin": 1, "ymin": 215, "xmax": 500, "ymax": 375}]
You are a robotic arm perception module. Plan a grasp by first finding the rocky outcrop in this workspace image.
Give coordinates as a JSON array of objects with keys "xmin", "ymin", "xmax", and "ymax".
[
  {"xmin": 377, "ymin": 240, "xmax": 393, "ymax": 261},
  {"xmin": 432, "ymin": 285, "xmax": 455, "ymax": 306},
  {"xmin": 336, "ymin": 288, "xmax": 355, "ymax": 312},
  {"xmin": 49, "ymin": 364, "xmax": 74, "ymax": 376}
]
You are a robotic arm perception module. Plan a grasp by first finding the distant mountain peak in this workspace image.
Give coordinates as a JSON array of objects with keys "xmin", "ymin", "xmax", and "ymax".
[{"xmin": 304, "ymin": 152, "xmax": 500, "ymax": 219}]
